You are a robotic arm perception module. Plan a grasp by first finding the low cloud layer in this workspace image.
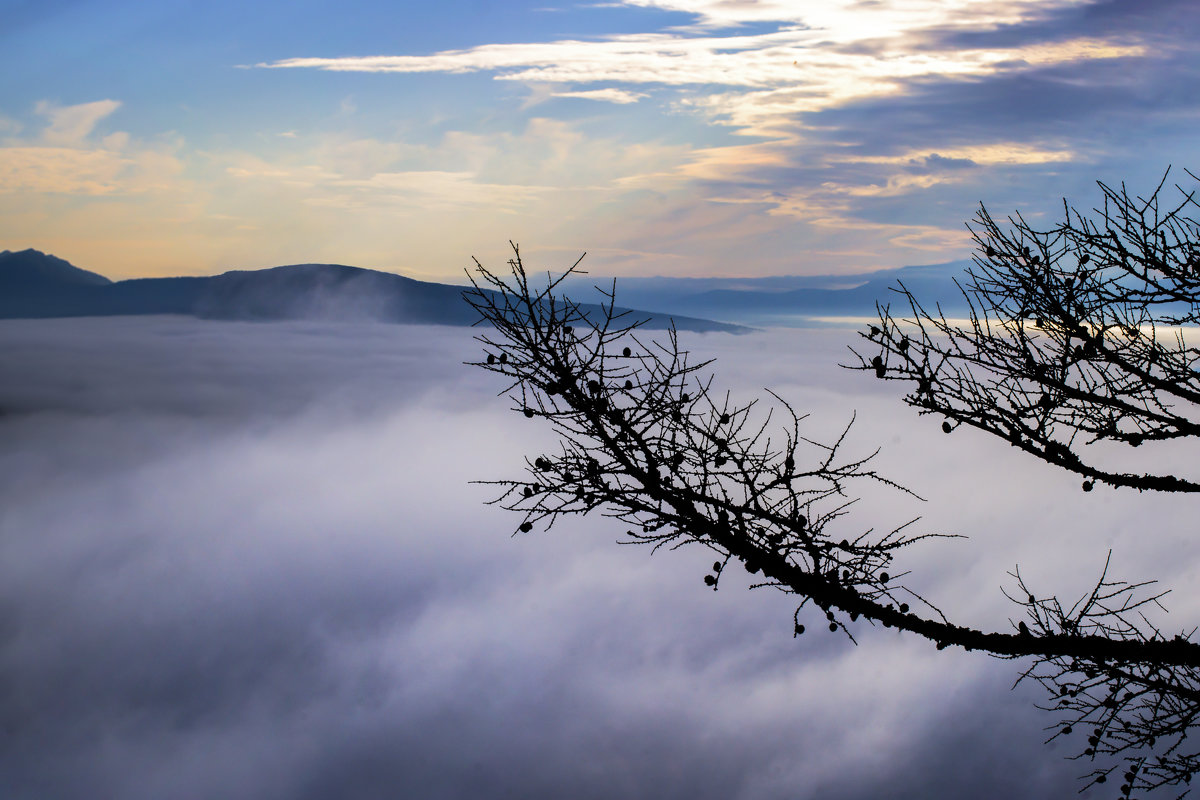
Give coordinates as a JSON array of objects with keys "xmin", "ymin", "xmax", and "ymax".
[{"xmin": 1, "ymin": 317, "xmax": 1193, "ymax": 798}]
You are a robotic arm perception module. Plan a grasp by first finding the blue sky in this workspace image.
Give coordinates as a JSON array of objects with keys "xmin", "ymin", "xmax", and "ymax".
[{"xmin": 2, "ymin": 0, "xmax": 1198, "ymax": 280}]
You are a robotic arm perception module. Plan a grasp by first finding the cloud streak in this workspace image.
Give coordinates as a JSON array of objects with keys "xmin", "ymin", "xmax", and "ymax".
[
  {"xmin": 35, "ymin": 98, "xmax": 121, "ymax": 145},
  {"xmin": 258, "ymin": 29, "xmax": 1142, "ymax": 131}
]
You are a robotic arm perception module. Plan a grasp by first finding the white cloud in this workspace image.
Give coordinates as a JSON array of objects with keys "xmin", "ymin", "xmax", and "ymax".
[
  {"xmin": 260, "ymin": 29, "xmax": 1139, "ymax": 103},
  {"xmin": 617, "ymin": 0, "xmax": 1093, "ymax": 32},
  {"xmin": 35, "ymin": 98, "xmax": 121, "ymax": 145},
  {"xmin": 0, "ymin": 100, "xmax": 182, "ymax": 197},
  {"xmin": 256, "ymin": 6, "xmax": 1140, "ymax": 139},
  {"xmin": 551, "ymin": 87, "xmax": 649, "ymax": 103}
]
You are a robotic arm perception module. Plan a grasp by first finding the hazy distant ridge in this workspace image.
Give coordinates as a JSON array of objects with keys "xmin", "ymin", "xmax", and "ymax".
[{"xmin": 0, "ymin": 250, "xmax": 747, "ymax": 333}]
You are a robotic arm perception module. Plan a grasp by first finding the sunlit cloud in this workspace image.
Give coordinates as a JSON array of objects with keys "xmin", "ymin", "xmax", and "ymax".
[
  {"xmin": 841, "ymin": 143, "xmax": 1076, "ymax": 167},
  {"xmin": 616, "ymin": 0, "xmax": 1093, "ymax": 32},
  {"xmin": 550, "ymin": 87, "xmax": 649, "ymax": 104},
  {"xmin": 34, "ymin": 99, "xmax": 121, "ymax": 145},
  {"xmin": 259, "ymin": 33, "xmax": 1142, "ymax": 112},
  {"xmin": 258, "ymin": 4, "xmax": 1143, "ymax": 146},
  {"xmin": 0, "ymin": 101, "xmax": 182, "ymax": 196},
  {"xmin": 254, "ymin": 0, "xmax": 1151, "ymax": 260}
]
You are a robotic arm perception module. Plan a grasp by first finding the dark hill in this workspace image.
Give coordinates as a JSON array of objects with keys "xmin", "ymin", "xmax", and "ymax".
[
  {"xmin": 0, "ymin": 249, "xmax": 115, "ymax": 317},
  {"xmin": 0, "ymin": 253, "xmax": 747, "ymax": 333},
  {"xmin": 194, "ymin": 264, "xmax": 479, "ymax": 325},
  {"xmin": 0, "ymin": 249, "xmax": 112, "ymax": 289}
]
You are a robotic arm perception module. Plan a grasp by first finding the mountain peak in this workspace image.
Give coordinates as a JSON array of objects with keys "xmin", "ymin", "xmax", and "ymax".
[{"xmin": 0, "ymin": 249, "xmax": 112, "ymax": 287}]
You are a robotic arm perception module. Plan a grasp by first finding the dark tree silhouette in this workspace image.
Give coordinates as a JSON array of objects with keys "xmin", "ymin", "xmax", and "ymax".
[
  {"xmin": 842, "ymin": 171, "xmax": 1200, "ymax": 795},
  {"xmin": 466, "ymin": 208, "xmax": 1200, "ymax": 795},
  {"xmin": 852, "ymin": 170, "xmax": 1200, "ymax": 493}
]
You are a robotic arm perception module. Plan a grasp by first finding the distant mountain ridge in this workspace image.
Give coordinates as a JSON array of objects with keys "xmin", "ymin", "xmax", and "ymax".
[
  {"xmin": 0, "ymin": 249, "xmax": 976, "ymax": 330},
  {"xmin": 576, "ymin": 261, "xmax": 973, "ymax": 323},
  {"xmin": 0, "ymin": 250, "xmax": 746, "ymax": 333}
]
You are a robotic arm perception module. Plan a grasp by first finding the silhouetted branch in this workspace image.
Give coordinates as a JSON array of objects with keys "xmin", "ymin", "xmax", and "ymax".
[
  {"xmin": 844, "ymin": 170, "xmax": 1200, "ymax": 795},
  {"xmin": 850, "ymin": 168, "xmax": 1200, "ymax": 494},
  {"xmin": 466, "ymin": 243, "xmax": 1200, "ymax": 797}
]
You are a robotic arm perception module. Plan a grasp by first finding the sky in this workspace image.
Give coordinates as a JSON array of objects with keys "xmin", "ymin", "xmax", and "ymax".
[
  {"xmin": 2, "ymin": 0, "xmax": 1199, "ymax": 281},
  {"xmin": 6, "ymin": 316, "xmax": 1198, "ymax": 799}
]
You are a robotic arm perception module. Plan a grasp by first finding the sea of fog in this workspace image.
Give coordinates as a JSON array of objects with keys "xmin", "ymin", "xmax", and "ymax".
[{"xmin": 2, "ymin": 315, "xmax": 1196, "ymax": 800}]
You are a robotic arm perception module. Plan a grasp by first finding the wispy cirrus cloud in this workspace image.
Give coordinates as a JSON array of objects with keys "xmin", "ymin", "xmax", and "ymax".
[
  {"xmin": 0, "ymin": 100, "xmax": 181, "ymax": 196},
  {"xmin": 257, "ymin": 0, "xmax": 1142, "ymax": 137},
  {"xmin": 35, "ymin": 99, "xmax": 121, "ymax": 145},
  {"xmin": 550, "ymin": 87, "xmax": 649, "ymax": 104},
  {"xmin": 614, "ymin": 0, "xmax": 1094, "ymax": 32},
  {"xmin": 258, "ymin": 30, "xmax": 1142, "ymax": 128}
]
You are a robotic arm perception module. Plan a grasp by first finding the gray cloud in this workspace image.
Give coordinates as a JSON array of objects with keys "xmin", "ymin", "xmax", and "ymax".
[{"xmin": 1, "ymin": 316, "xmax": 1189, "ymax": 798}]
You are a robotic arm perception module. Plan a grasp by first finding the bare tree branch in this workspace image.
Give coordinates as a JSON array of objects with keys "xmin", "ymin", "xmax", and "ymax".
[
  {"xmin": 849, "ymin": 168, "xmax": 1200, "ymax": 494},
  {"xmin": 466, "ymin": 240, "xmax": 1200, "ymax": 794}
]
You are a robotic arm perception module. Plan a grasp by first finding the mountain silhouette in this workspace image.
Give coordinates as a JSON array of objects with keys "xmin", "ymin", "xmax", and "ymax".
[
  {"xmin": 596, "ymin": 261, "xmax": 972, "ymax": 322},
  {"xmin": 0, "ymin": 250, "xmax": 746, "ymax": 333}
]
